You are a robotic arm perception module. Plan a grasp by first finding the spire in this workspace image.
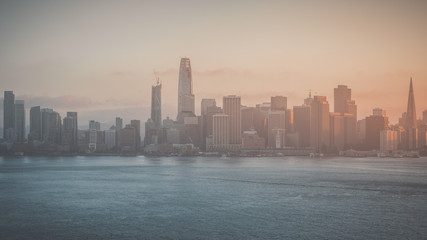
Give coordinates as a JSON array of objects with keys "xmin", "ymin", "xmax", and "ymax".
[{"xmin": 405, "ymin": 77, "xmax": 417, "ymax": 129}]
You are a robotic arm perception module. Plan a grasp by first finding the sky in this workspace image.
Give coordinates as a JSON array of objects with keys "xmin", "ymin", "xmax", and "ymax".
[{"xmin": 0, "ymin": 0, "xmax": 426, "ymax": 128}]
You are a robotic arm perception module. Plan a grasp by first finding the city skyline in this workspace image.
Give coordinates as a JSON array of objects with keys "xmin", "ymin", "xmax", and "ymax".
[{"xmin": 0, "ymin": 0, "xmax": 426, "ymax": 125}]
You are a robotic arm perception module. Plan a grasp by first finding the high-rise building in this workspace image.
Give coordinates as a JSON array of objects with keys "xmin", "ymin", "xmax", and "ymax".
[
  {"xmin": 304, "ymin": 91, "xmax": 314, "ymax": 105},
  {"xmin": 212, "ymin": 114, "xmax": 229, "ymax": 150},
  {"xmin": 3, "ymin": 91, "xmax": 15, "ymax": 140},
  {"xmin": 310, "ymin": 96, "xmax": 330, "ymax": 151},
  {"xmin": 254, "ymin": 103, "xmax": 270, "ymax": 145},
  {"xmin": 268, "ymin": 111, "xmax": 286, "ymax": 148},
  {"xmin": 271, "ymin": 96, "xmax": 287, "ymax": 111},
  {"xmin": 30, "ymin": 106, "xmax": 42, "ymax": 141},
  {"xmin": 115, "ymin": 117, "xmax": 123, "ymax": 147},
  {"xmin": 242, "ymin": 130, "xmax": 265, "ymax": 150},
  {"xmin": 380, "ymin": 129, "xmax": 398, "ymax": 152},
  {"xmin": 405, "ymin": 78, "xmax": 418, "ymax": 150},
  {"xmin": 104, "ymin": 129, "xmax": 116, "ymax": 150},
  {"xmin": 343, "ymin": 113, "xmax": 357, "ymax": 148},
  {"xmin": 177, "ymin": 58, "xmax": 195, "ymax": 121},
  {"xmin": 329, "ymin": 112, "xmax": 345, "ymax": 151},
  {"xmin": 365, "ymin": 114, "xmax": 388, "ymax": 150},
  {"xmin": 130, "ymin": 120, "xmax": 141, "ymax": 151},
  {"xmin": 241, "ymin": 106, "xmax": 256, "ymax": 132},
  {"xmin": 89, "ymin": 120, "xmax": 101, "ymax": 131},
  {"xmin": 201, "ymin": 99, "xmax": 216, "ymax": 116},
  {"xmin": 120, "ymin": 125, "xmax": 137, "ymax": 152},
  {"xmin": 151, "ymin": 81, "xmax": 162, "ymax": 130},
  {"xmin": 201, "ymin": 100, "xmax": 219, "ymax": 150},
  {"xmin": 293, "ymin": 105, "xmax": 311, "ymax": 147},
  {"xmin": 115, "ymin": 117, "xmax": 123, "ymax": 130},
  {"xmin": 144, "ymin": 119, "xmax": 156, "ymax": 145},
  {"xmin": 66, "ymin": 112, "xmax": 78, "ymax": 147},
  {"xmin": 334, "ymin": 85, "xmax": 351, "ymax": 114},
  {"xmin": 184, "ymin": 116, "xmax": 200, "ymax": 146},
  {"xmin": 345, "ymin": 100, "xmax": 357, "ymax": 120},
  {"xmin": 41, "ymin": 108, "xmax": 62, "ymax": 144},
  {"xmin": 285, "ymin": 109, "xmax": 294, "ymax": 133},
  {"xmin": 373, "ymin": 108, "xmax": 387, "ymax": 117},
  {"xmin": 202, "ymin": 105, "xmax": 223, "ymax": 150},
  {"xmin": 423, "ymin": 110, "xmax": 427, "ymax": 124},
  {"xmin": 223, "ymin": 95, "xmax": 241, "ymax": 145},
  {"xmin": 14, "ymin": 100, "xmax": 25, "ymax": 142},
  {"xmin": 62, "ymin": 116, "xmax": 75, "ymax": 145}
]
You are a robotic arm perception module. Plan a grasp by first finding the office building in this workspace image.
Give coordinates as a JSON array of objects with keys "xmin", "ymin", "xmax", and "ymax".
[
  {"xmin": 177, "ymin": 58, "xmax": 195, "ymax": 121},
  {"xmin": 30, "ymin": 106, "xmax": 42, "ymax": 141},
  {"xmin": 223, "ymin": 95, "xmax": 241, "ymax": 145},
  {"xmin": 105, "ymin": 129, "xmax": 116, "ymax": 150},
  {"xmin": 268, "ymin": 111, "xmax": 286, "ymax": 148},
  {"xmin": 334, "ymin": 85, "xmax": 351, "ymax": 114},
  {"xmin": 3, "ymin": 91, "xmax": 15, "ymax": 140},
  {"xmin": 271, "ymin": 96, "xmax": 287, "ymax": 111},
  {"xmin": 293, "ymin": 105, "xmax": 311, "ymax": 147},
  {"xmin": 120, "ymin": 125, "xmax": 137, "ymax": 152},
  {"xmin": 201, "ymin": 99, "xmax": 216, "ymax": 116},
  {"xmin": 212, "ymin": 114, "xmax": 229, "ymax": 150},
  {"xmin": 41, "ymin": 108, "xmax": 62, "ymax": 144},
  {"xmin": 310, "ymin": 96, "xmax": 330, "ymax": 151},
  {"xmin": 89, "ymin": 120, "xmax": 101, "ymax": 131},
  {"xmin": 130, "ymin": 120, "xmax": 141, "ymax": 151},
  {"xmin": 365, "ymin": 114, "xmax": 388, "ymax": 150},
  {"xmin": 14, "ymin": 100, "xmax": 25, "ymax": 142},
  {"xmin": 380, "ymin": 129, "xmax": 398, "ymax": 152}
]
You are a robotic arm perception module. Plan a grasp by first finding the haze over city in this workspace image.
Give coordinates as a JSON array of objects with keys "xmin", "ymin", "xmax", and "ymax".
[{"xmin": 1, "ymin": 0, "xmax": 426, "ymax": 126}]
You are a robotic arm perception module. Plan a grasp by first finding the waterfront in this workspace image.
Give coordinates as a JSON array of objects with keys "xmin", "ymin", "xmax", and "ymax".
[{"xmin": 1, "ymin": 156, "xmax": 427, "ymax": 240}]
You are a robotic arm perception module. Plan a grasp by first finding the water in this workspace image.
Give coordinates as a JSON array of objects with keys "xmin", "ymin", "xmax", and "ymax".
[{"xmin": 1, "ymin": 156, "xmax": 427, "ymax": 240}]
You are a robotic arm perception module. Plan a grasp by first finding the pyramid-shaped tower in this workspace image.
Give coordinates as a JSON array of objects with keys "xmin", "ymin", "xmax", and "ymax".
[{"xmin": 405, "ymin": 77, "xmax": 418, "ymax": 149}]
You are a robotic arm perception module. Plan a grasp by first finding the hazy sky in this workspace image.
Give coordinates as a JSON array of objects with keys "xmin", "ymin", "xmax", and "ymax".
[{"xmin": 1, "ymin": 0, "xmax": 426, "ymax": 127}]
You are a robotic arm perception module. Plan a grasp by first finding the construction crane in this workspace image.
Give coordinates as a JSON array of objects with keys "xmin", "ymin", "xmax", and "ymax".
[{"xmin": 153, "ymin": 69, "xmax": 160, "ymax": 85}]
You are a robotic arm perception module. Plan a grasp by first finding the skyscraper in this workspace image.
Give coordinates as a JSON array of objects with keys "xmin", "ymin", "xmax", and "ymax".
[
  {"xmin": 130, "ymin": 120, "xmax": 141, "ymax": 151},
  {"xmin": 3, "ymin": 91, "xmax": 15, "ymax": 140},
  {"xmin": 41, "ymin": 108, "xmax": 62, "ymax": 144},
  {"xmin": 310, "ymin": 96, "xmax": 330, "ymax": 152},
  {"xmin": 201, "ymin": 99, "xmax": 216, "ymax": 116},
  {"xmin": 423, "ymin": 110, "xmax": 427, "ymax": 124},
  {"xmin": 334, "ymin": 85, "xmax": 351, "ymax": 114},
  {"xmin": 67, "ymin": 112, "xmax": 78, "ymax": 147},
  {"xmin": 267, "ymin": 111, "xmax": 286, "ymax": 148},
  {"xmin": 14, "ymin": 100, "xmax": 25, "ymax": 142},
  {"xmin": 365, "ymin": 114, "xmax": 388, "ymax": 150},
  {"xmin": 223, "ymin": 95, "xmax": 241, "ymax": 145},
  {"xmin": 177, "ymin": 58, "xmax": 195, "ymax": 121},
  {"xmin": 201, "ymin": 99, "xmax": 219, "ymax": 150},
  {"xmin": 271, "ymin": 96, "xmax": 287, "ymax": 111},
  {"xmin": 30, "ymin": 106, "xmax": 42, "ymax": 141},
  {"xmin": 405, "ymin": 78, "xmax": 418, "ymax": 149},
  {"xmin": 212, "ymin": 114, "xmax": 229, "ymax": 150},
  {"xmin": 115, "ymin": 117, "xmax": 123, "ymax": 148},
  {"xmin": 293, "ymin": 105, "xmax": 311, "ymax": 147},
  {"xmin": 151, "ymin": 81, "xmax": 162, "ymax": 130}
]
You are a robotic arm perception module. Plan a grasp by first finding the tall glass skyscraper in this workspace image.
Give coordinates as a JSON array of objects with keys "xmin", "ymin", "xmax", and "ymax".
[{"xmin": 177, "ymin": 58, "xmax": 195, "ymax": 121}]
